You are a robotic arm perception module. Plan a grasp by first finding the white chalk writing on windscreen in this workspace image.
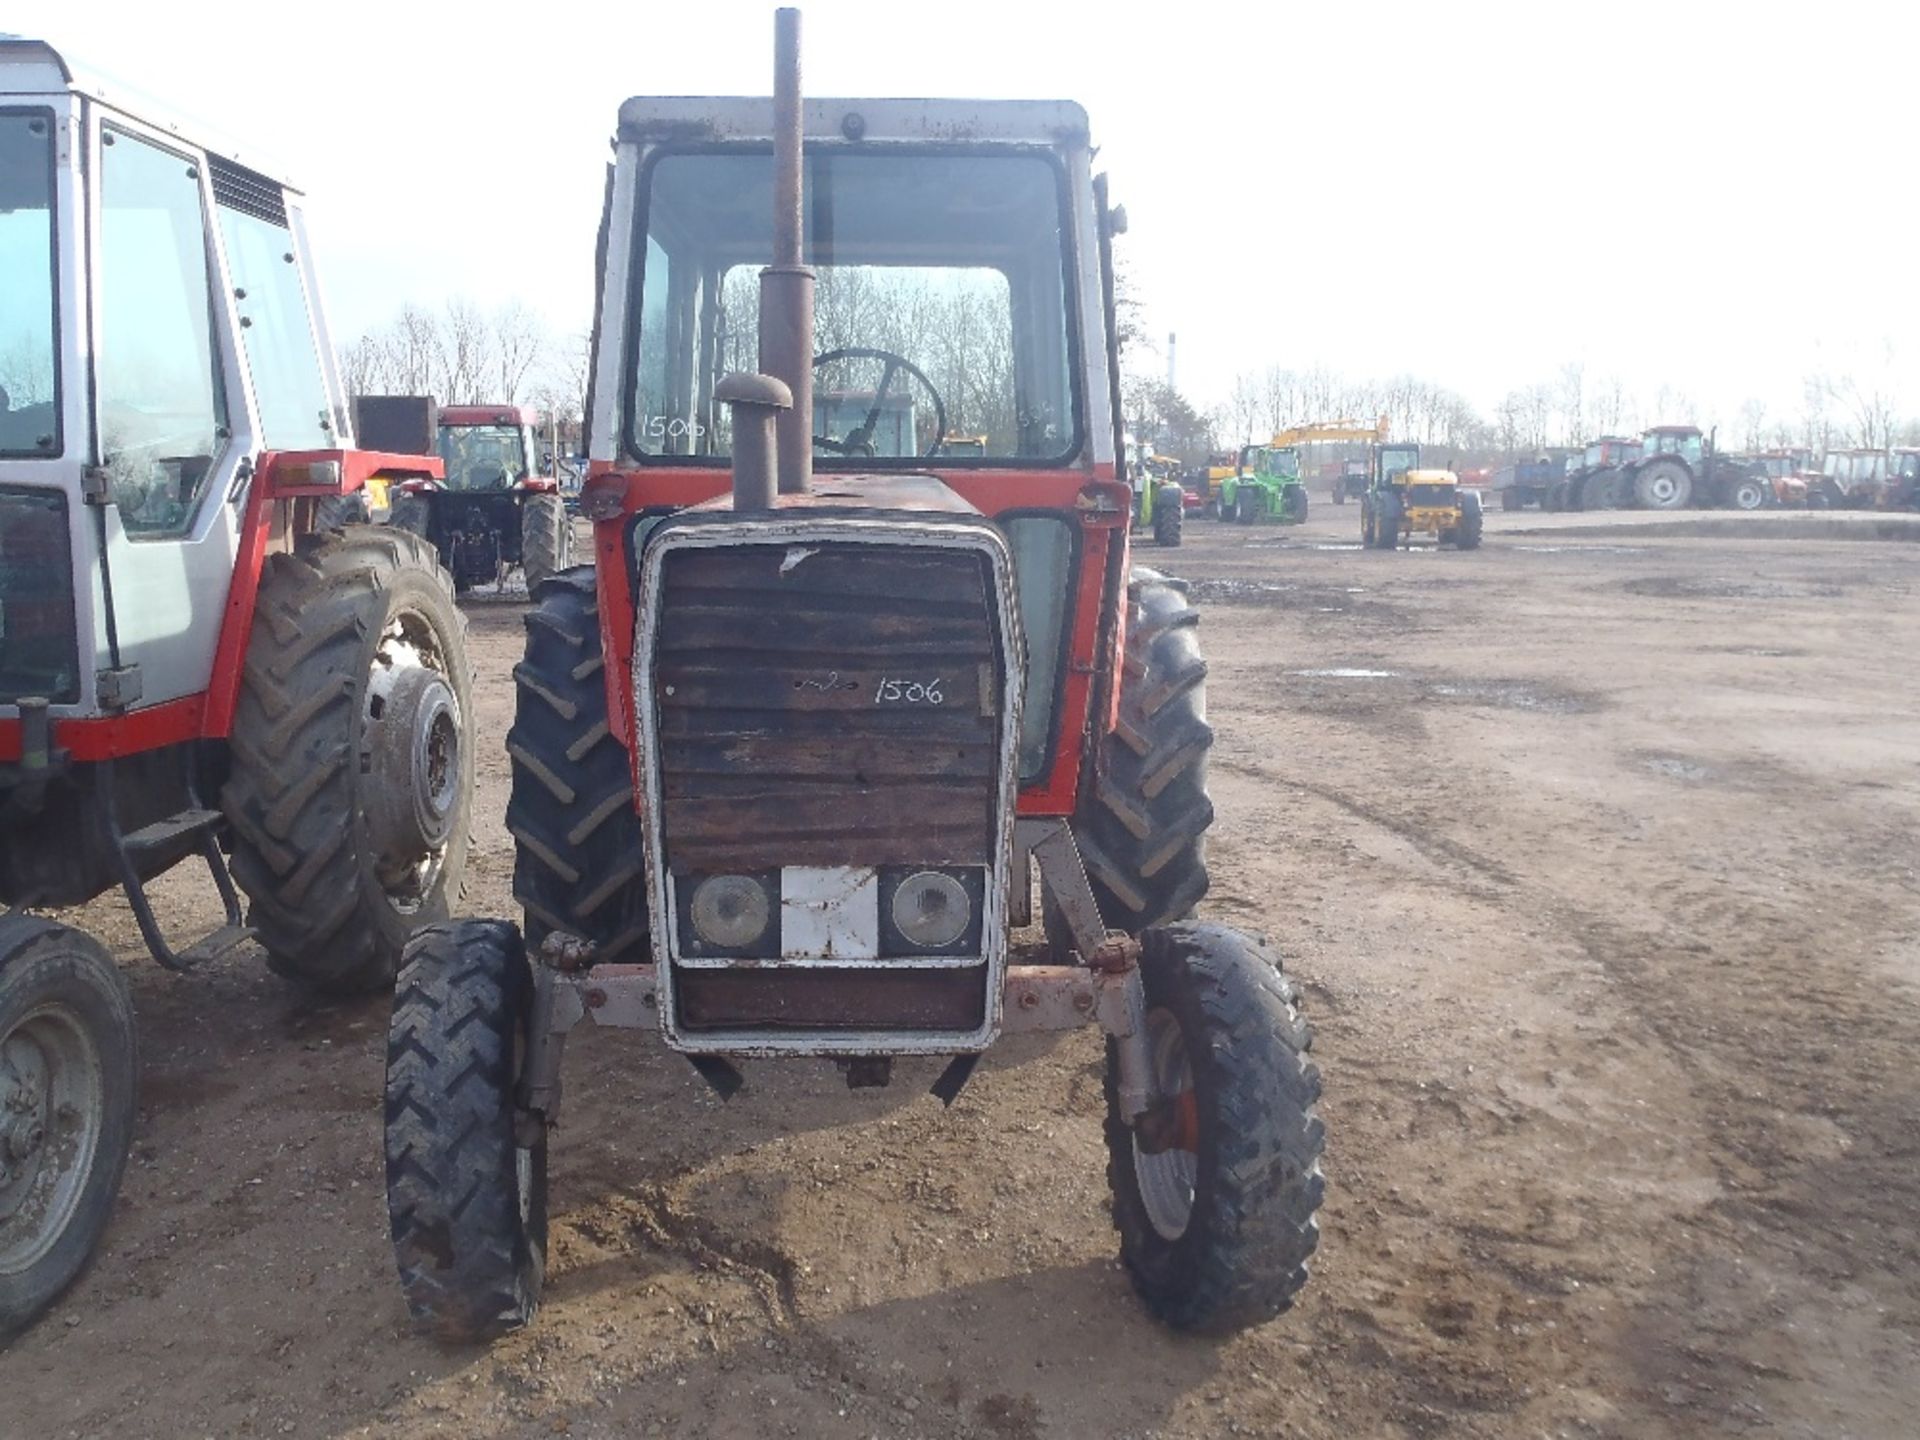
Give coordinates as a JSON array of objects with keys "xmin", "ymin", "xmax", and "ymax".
[
  {"xmin": 643, "ymin": 415, "xmax": 707, "ymax": 441},
  {"xmin": 874, "ymin": 677, "xmax": 944, "ymax": 706}
]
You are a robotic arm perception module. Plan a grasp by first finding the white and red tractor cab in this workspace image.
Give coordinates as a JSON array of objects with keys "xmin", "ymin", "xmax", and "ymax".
[{"xmin": 0, "ymin": 37, "xmax": 475, "ymax": 1335}]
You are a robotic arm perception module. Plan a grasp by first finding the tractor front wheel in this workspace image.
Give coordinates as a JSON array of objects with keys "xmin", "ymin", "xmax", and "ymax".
[
  {"xmin": 0, "ymin": 918, "xmax": 135, "ymax": 1340},
  {"xmin": 385, "ymin": 920, "xmax": 546, "ymax": 1342},
  {"xmin": 1281, "ymin": 487, "xmax": 1308, "ymax": 524},
  {"xmin": 1058, "ymin": 572, "xmax": 1213, "ymax": 938},
  {"xmin": 225, "ymin": 529, "xmax": 475, "ymax": 994},
  {"xmin": 1235, "ymin": 489, "xmax": 1259, "ymax": 524},
  {"xmin": 1105, "ymin": 923, "xmax": 1323, "ymax": 1333},
  {"xmin": 520, "ymin": 494, "xmax": 571, "ymax": 591},
  {"xmin": 1728, "ymin": 475, "xmax": 1768, "ymax": 511}
]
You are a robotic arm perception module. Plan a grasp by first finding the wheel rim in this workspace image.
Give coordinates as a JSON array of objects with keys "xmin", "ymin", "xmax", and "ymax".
[
  {"xmin": 1736, "ymin": 482, "xmax": 1763, "ymax": 510},
  {"xmin": 363, "ymin": 606, "xmax": 463, "ymax": 910},
  {"xmin": 1649, "ymin": 473, "xmax": 1678, "ymax": 505},
  {"xmin": 0, "ymin": 1004, "xmax": 105, "ymax": 1277},
  {"xmin": 1131, "ymin": 1008, "xmax": 1199, "ymax": 1242}
]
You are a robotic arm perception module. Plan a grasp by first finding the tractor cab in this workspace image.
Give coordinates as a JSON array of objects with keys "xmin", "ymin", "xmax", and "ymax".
[
  {"xmin": 1372, "ymin": 441, "xmax": 1422, "ymax": 488},
  {"xmin": 436, "ymin": 406, "xmax": 541, "ymax": 491},
  {"xmin": 1642, "ymin": 425, "xmax": 1705, "ymax": 465},
  {"xmin": 1586, "ymin": 436, "xmax": 1642, "ymax": 469}
]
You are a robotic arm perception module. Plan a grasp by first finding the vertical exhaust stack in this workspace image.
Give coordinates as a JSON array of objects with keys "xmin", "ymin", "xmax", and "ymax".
[{"xmin": 761, "ymin": 6, "xmax": 814, "ymax": 496}]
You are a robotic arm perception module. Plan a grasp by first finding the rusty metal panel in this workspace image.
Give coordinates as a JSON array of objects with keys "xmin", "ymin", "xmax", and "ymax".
[
  {"xmin": 654, "ymin": 541, "xmax": 999, "ymax": 872},
  {"xmin": 674, "ymin": 964, "xmax": 988, "ymax": 1032}
]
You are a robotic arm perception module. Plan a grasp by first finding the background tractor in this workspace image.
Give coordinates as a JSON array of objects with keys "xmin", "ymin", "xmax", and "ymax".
[
  {"xmin": 1560, "ymin": 434, "xmax": 1641, "ymax": 509},
  {"xmin": 383, "ymin": 9, "xmax": 1323, "ymax": 1346},
  {"xmin": 0, "ymin": 40, "xmax": 474, "ymax": 1337},
  {"xmin": 1580, "ymin": 425, "xmax": 1768, "ymax": 511},
  {"xmin": 1361, "ymin": 443, "xmax": 1483, "ymax": 549},
  {"xmin": 355, "ymin": 399, "xmax": 573, "ymax": 593},
  {"xmin": 1221, "ymin": 442, "xmax": 1309, "ymax": 523},
  {"xmin": 1810, "ymin": 448, "xmax": 1892, "ymax": 509},
  {"xmin": 1126, "ymin": 436, "xmax": 1186, "ymax": 545}
]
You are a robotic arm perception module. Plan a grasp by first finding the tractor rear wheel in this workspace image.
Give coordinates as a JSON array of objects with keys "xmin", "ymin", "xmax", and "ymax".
[
  {"xmin": 1059, "ymin": 572, "xmax": 1213, "ymax": 938},
  {"xmin": 1580, "ymin": 470, "xmax": 1620, "ymax": 510},
  {"xmin": 388, "ymin": 494, "xmax": 431, "ymax": 538},
  {"xmin": 1454, "ymin": 490, "xmax": 1484, "ymax": 550},
  {"xmin": 1152, "ymin": 486, "xmax": 1183, "ymax": 547},
  {"xmin": 385, "ymin": 920, "xmax": 546, "ymax": 1342},
  {"xmin": 0, "ymin": 918, "xmax": 135, "ymax": 1339},
  {"xmin": 1375, "ymin": 491, "xmax": 1403, "ymax": 548},
  {"xmin": 1500, "ymin": 487, "xmax": 1519, "ymax": 512},
  {"xmin": 507, "ymin": 569, "xmax": 650, "ymax": 962},
  {"xmin": 224, "ymin": 528, "xmax": 474, "ymax": 994},
  {"xmin": 314, "ymin": 492, "xmax": 371, "ymax": 532},
  {"xmin": 520, "ymin": 494, "xmax": 571, "ymax": 591},
  {"xmin": 1634, "ymin": 458, "xmax": 1693, "ymax": 510},
  {"xmin": 1105, "ymin": 922, "xmax": 1323, "ymax": 1333}
]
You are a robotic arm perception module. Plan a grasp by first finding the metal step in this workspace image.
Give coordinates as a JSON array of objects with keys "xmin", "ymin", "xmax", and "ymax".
[
  {"xmin": 122, "ymin": 808, "xmax": 223, "ymax": 852},
  {"xmin": 175, "ymin": 924, "xmax": 256, "ymax": 968}
]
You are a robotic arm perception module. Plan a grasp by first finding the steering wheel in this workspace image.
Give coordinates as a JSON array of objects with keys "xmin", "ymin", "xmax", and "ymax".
[{"xmin": 811, "ymin": 347, "xmax": 948, "ymax": 459}]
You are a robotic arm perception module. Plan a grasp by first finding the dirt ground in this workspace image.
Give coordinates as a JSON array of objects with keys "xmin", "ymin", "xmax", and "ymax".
[{"xmin": 5, "ymin": 507, "xmax": 1918, "ymax": 1439}]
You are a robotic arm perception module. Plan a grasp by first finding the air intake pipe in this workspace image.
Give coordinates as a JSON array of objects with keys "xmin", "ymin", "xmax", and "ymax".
[{"xmin": 719, "ymin": 7, "xmax": 816, "ymax": 511}]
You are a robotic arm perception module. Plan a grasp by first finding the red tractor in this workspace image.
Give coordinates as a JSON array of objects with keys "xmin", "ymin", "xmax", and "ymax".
[
  {"xmin": 355, "ymin": 399, "xmax": 573, "ymax": 593},
  {"xmin": 0, "ymin": 40, "xmax": 474, "ymax": 1335},
  {"xmin": 383, "ymin": 8, "xmax": 1325, "ymax": 1343}
]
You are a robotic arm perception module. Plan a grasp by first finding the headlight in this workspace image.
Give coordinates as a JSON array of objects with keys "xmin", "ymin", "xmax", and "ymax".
[
  {"xmin": 689, "ymin": 874, "xmax": 772, "ymax": 950},
  {"xmin": 890, "ymin": 870, "xmax": 971, "ymax": 949}
]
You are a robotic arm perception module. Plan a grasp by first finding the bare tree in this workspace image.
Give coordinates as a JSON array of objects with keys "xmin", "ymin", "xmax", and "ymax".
[{"xmin": 492, "ymin": 303, "xmax": 547, "ymax": 405}]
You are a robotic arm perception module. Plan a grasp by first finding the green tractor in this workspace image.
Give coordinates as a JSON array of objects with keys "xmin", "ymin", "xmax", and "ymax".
[{"xmin": 1221, "ymin": 443, "xmax": 1310, "ymax": 524}]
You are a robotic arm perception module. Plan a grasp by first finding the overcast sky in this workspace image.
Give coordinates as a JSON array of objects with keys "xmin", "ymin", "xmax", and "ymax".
[{"xmin": 15, "ymin": 0, "xmax": 1918, "ymax": 433}]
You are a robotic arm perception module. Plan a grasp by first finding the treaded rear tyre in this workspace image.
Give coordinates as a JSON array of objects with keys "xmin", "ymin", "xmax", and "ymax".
[
  {"xmin": 520, "ymin": 494, "xmax": 570, "ymax": 592},
  {"xmin": 385, "ymin": 920, "xmax": 546, "ymax": 1343},
  {"xmin": 1064, "ymin": 570, "xmax": 1213, "ymax": 936},
  {"xmin": 1282, "ymin": 487, "xmax": 1308, "ymax": 524},
  {"xmin": 1455, "ymin": 490, "xmax": 1484, "ymax": 549},
  {"xmin": 314, "ymin": 492, "xmax": 371, "ymax": 532},
  {"xmin": 1152, "ymin": 487, "xmax": 1183, "ymax": 547},
  {"xmin": 0, "ymin": 918, "xmax": 136, "ymax": 1340},
  {"xmin": 1106, "ymin": 922, "xmax": 1323, "ymax": 1333},
  {"xmin": 223, "ymin": 528, "xmax": 474, "ymax": 994},
  {"xmin": 507, "ymin": 569, "xmax": 651, "ymax": 962}
]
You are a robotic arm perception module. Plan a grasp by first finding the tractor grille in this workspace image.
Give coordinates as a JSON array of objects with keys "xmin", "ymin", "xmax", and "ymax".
[
  {"xmin": 1409, "ymin": 483, "xmax": 1455, "ymax": 508},
  {"xmin": 652, "ymin": 541, "xmax": 1003, "ymax": 874},
  {"xmin": 0, "ymin": 488, "xmax": 78, "ymax": 704},
  {"xmin": 643, "ymin": 532, "xmax": 1014, "ymax": 1042}
]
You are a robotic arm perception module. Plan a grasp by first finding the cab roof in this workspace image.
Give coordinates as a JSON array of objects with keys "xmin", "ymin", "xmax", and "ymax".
[
  {"xmin": 616, "ymin": 96, "xmax": 1090, "ymax": 148},
  {"xmin": 0, "ymin": 35, "xmax": 301, "ymax": 191}
]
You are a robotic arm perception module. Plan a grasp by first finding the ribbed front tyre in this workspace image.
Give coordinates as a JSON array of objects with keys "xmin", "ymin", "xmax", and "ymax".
[
  {"xmin": 385, "ymin": 920, "xmax": 547, "ymax": 1343},
  {"xmin": 1106, "ymin": 923, "xmax": 1324, "ymax": 1333}
]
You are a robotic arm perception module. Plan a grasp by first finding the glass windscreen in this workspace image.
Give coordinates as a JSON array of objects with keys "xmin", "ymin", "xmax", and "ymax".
[
  {"xmin": 630, "ymin": 149, "xmax": 1077, "ymax": 464},
  {"xmin": 0, "ymin": 111, "xmax": 58, "ymax": 458},
  {"xmin": 437, "ymin": 423, "xmax": 528, "ymax": 490}
]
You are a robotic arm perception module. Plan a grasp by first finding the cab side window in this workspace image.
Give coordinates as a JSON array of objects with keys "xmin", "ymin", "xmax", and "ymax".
[
  {"xmin": 96, "ymin": 127, "xmax": 228, "ymax": 537},
  {"xmin": 214, "ymin": 160, "xmax": 331, "ymax": 451}
]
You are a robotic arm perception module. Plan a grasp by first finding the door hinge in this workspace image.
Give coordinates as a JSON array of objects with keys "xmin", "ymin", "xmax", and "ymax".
[
  {"xmin": 96, "ymin": 665, "xmax": 143, "ymax": 711},
  {"xmin": 81, "ymin": 465, "xmax": 113, "ymax": 505}
]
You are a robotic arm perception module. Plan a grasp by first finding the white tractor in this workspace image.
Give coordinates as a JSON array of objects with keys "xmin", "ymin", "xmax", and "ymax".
[{"xmin": 0, "ymin": 39, "xmax": 474, "ymax": 1336}]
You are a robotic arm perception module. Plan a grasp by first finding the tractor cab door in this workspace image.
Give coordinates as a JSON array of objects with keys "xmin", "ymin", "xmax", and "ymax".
[{"xmin": 85, "ymin": 111, "xmax": 335, "ymax": 710}]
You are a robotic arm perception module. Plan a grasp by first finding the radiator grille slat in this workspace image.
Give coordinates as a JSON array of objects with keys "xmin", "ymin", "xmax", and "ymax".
[{"xmin": 654, "ymin": 542, "xmax": 1001, "ymax": 874}]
